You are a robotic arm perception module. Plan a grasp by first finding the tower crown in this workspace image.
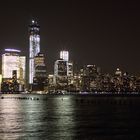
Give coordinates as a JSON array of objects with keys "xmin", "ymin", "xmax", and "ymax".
[{"xmin": 29, "ymin": 19, "xmax": 40, "ymax": 35}]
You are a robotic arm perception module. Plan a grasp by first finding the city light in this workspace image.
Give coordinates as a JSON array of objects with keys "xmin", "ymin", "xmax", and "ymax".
[
  {"xmin": 0, "ymin": 19, "xmax": 140, "ymax": 94},
  {"xmin": 5, "ymin": 49, "xmax": 21, "ymax": 53},
  {"xmin": 60, "ymin": 51, "xmax": 69, "ymax": 61},
  {"xmin": 29, "ymin": 19, "xmax": 40, "ymax": 84}
]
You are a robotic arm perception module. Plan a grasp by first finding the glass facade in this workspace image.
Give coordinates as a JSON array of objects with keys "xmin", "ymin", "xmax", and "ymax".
[
  {"xmin": 2, "ymin": 49, "xmax": 26, "ymax": 84},
  {"xmin": 29, "ymin": 20, "xmax": 40, "ymax": 84},
  {"xmin": 60, "ymin": 51, "xmax": 69, "ymax": 61}
]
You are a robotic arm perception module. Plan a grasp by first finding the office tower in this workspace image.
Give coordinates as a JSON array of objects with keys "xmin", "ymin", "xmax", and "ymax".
[
  {"xmin": 12, "ymin": 70, "xmax": 19, "ymax": 92},
  {"xmin": 48, "ymin": 74, "xmax": 54, "ymax": 86},
  {"xmin": 60, "ymin": 51, "xmax": 69, "ymax": 61},
  {"xmin": 34, "ymin": 52, "xmax": 45, "ymax": 67},
  {"xmin": 67, "ymin": 62, "xmax": 73, "ymax": 77},
  {"xmin": 19, "ymin": 56, "xmax": 26, "ymax": 85},
  {"xmin": 60, "ymin": 50, "xmax": 73, "ymax": 76},
  {"xmin": 29, "ymin": 19, "xmax": 40, "ymax": 84},
  {"xmin": 83, "ymin": 65, "xmax": 99, "ymax": 76},
  {"xmin": 54, "ymin": 59, "xmax": 67, "ymax": 76},
  {"xmin": 2, "ymin": 49, "xmax": 20, "ymax": 79},
  {"xmin": 67, "ymin": 62, "xmax": 73, "ymax": 85},
  {"xmin": 54, "ymin": 50, "xmax": 73, "ymax": 89},
  {"xmin": 2, "ymin": 49, "xmax": 25, "ymax": 81},
  {"xmin": 115, "ymin": 68, "xmax": 122, "ymax": 77},
  {"xmin": 54, "ymin": 59, "xmax": 68, "ymax": 87},
  {"xmin": 34, "ymin": 53, "xmax": 47, "ymax": 78},
  {"xmin": 81, "ymin": 65, "xmax": 99, "ymax": 91},
  {"xmin": 1, "ymin": 49, "xmax": 26, "ymax": 92},
  {"xmin": 33, "ymin": 53, "xmax": 47, "ymax": 91}
]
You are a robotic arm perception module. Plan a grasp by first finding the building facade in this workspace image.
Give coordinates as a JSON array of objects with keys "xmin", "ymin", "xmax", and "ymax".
[
  {"xmin": 2, "ymin": 49, "xmax": 25, "ymax": 81},
  {"xmin": 1, "ymin": 49, "xmax": 26, "ymax": 92},
  {"xmin": 29, "ymin": 19, "xmax": 40, "ymax": 84},
  {"xmin": 54, "ymin": 59, "xmax": 68, "ymax": 89},
  {"xmin": 60, "ymin": 50, "xmax": 69, "ymax": 61},
  {"xmin": 33, "ymin": 53, "xmax": 47, "ymax": 91}
]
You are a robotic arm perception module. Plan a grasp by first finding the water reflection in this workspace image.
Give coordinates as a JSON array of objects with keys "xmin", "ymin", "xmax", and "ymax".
[
  {"xmin": 49, "ymin": 96, "xmax": 75, "ymax": 139},
  {"xmin": 0, "ymin": 97, "xmax": 23, "ymax": 139},
  {"xmin": 73, "ymin": 96, "xmax": 140, "ymax": 139},
  {"xmin": 0, "ymin": 95, "xmax": 76, "ymax": 140},
  {"xmin": 1, "ymin": 95, "xmax": 140, "ymax": 139}
]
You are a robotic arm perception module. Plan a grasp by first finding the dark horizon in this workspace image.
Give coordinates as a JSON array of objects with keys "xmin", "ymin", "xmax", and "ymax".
[{"xmin": 0, "ymin": 0, "xmax": 140, "ymax": 75}]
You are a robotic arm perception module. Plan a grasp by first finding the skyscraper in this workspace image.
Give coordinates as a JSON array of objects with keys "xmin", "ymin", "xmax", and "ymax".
[
  {"xmin": 60, "ymin": 50, "xmax": 73, "ymax": 84},
  {"xmin": 54, "ymin": 59, "xmax": 68, "ymax": 87},
  {"xmin": 1, "ymin": 49, "xmax": 26, "ymax": 92},
  {"xmin": 29, "ymin": 19, "xmax": 40, "ymax": 84},
  {"xmin": 54, "ymin": 50, "xmax": 73, "ymax": 89},
  {"xmin": 33, "ymin": 53, "xmax": 47, "ymax": 91},
  {"xmin": 34, "ymin": 53, "xmax": 47, "ymax": 79},
  {"xmin": 2, "ymin": 49, "xmax": 25, "ymax": 81},
  {"xmin": 60, "ymin": 51, "xmax": 69, "ymax": 61}
]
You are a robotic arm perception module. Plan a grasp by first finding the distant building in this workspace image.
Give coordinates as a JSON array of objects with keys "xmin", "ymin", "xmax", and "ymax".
[
  {"xmin": 53, "ymin": 50, "xmax": 74, "ymax": 91},
  {"xmin": 33, "ymin": 53, "xmax": 47, "ymax": 91},
  {"xmin": 29, "ymin": 19, "xmax": 40, "ymax": 84},
  {"xmin": 60, "ymin": 50, "xmax": 69, "ymax": 61},
  {"xmin": 48, "ymin": 74, "xmax": 54, "ymax": 86},
  {"xmin": 34, "ymin": 52, "xmax": 45, "ymax": 67},
  {"xmin": 2, "ymin": 49, "xmax": 26, "ymax": 83},
  {"xmin": 83, "ymin": 65, "xmax": 99, "ymax": 77},
  {"xmin": 115, "ymin": 68, "xmax": 122, "ymax": 77},
  {"xmin": 19, "ymin": 56, "xmax": 26, "ymax": 86},
  {"xmin": 67, "ymin": 62, "xmax": 73, "ymax": 85},
  {"xmin": 1, "ymin": 49, "xmax": 26, "ymax": 92},
  {"xmin": 67, "ymin": 62, "xmax": 73, "ymax": 77},
  {"xmin": 34, "ymin": 53, "xmax": 47, "ymax": 78},
  {"xmin": 48, "ymin": 74, "xmax": 55, "ymax": 91},
  {"xmin": 54, "ymin": 59, "xmax": 68, "ymax": 89},
  {"xmin": 54, "ymin": 59, "xmax": 67, "ymax": 76},
  {"xmin": 60, "ymin": 50, "xmax": 73, "ymax": 85},
  {"xmin": 81, "ymin": 65, "xmax": 99, "ymax": 91}
]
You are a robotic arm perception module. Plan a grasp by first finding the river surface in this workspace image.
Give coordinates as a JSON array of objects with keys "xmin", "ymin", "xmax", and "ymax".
[{"xmin": 0, "ymin": 94, "xmax": 140, "ymax": 140}]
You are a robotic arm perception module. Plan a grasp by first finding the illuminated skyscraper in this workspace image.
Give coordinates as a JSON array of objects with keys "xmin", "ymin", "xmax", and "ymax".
[
  {"xmin": 2, "ymin": 49, "xmax": 26, "ymax": 84},
  {"xmin": 60, "ymin": 51, "xmax": 69, "ymax": 61},
  {"xmin": 34, "ymin": 52, "xmax": 45, "ymax": 67},
  {"xmin": 29, "ymin": 19, "xmax": 40, "ymax": 84},
  {"xmin": 33, "ymin": 53, "xmax": 47, "ymax": 91},
  {"xmin": 60, "ymin": 50, "xmax": 73, "ymax": 76},
  {"xmin": 54, "ymin": 50, "xmax": 73, "ymax": 87},
  {"xmin": 54, "ymin": 59, "xmax": 68, "ymax": 87},
  {"xmin": 34, "ymin": 53, "xmax": 47, "ymax": 79}
]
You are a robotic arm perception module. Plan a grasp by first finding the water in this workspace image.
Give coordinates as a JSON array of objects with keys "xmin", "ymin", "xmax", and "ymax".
[{"xmin": 0, "ymin": 94, "xmax": 140, "ymax": 140}]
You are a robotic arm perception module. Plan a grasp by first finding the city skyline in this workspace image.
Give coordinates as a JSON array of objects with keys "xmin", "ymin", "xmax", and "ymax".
[{"xmin": 0, "ymin": 1, "xmax": 140, "ymax": 75}]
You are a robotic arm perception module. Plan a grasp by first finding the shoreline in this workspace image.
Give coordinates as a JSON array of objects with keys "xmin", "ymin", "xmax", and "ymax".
[{"xmin": 0, "ymin": 92, "xmax": 140, "ymax": 97}]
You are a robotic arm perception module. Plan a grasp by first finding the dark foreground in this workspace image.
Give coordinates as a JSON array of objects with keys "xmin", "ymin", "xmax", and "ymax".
[{"xmin": 0, "ymin": 94, "xmax": 140, "ymax": 140}]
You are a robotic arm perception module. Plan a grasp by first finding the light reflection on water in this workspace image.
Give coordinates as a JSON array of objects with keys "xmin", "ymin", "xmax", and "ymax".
[
  {"xmin": 0, "ymin": 99, "xmax": 23, "ymax": 139},
  {"xmin": 0, "ymin": 95, "xmax": 75, "ymax": 140},
  {"xmin": 0, "ymin": 94, "xmax": 140, "ymax": 139}
]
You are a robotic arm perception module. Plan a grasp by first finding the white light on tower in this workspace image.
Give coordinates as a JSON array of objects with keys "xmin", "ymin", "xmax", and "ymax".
[
  {"xmin": 2, "ymin": 49, "xmax": 26, "ymax": 83},
  {"xmin": 60, "ymin": 51, "xmax": 69, "ymax": 61},
  {"xmin": 2, "ymin": 52, "xmax": 20, "ymax": 79},
  {"xmin": 29, "ymin": 19, "xmax": 40, "ymax": 84}
]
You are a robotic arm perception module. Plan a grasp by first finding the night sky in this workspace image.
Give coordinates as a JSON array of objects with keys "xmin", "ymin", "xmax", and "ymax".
[{"xmin": 0, "ymin": 0, "xmax": 140, "ymax": 75}]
